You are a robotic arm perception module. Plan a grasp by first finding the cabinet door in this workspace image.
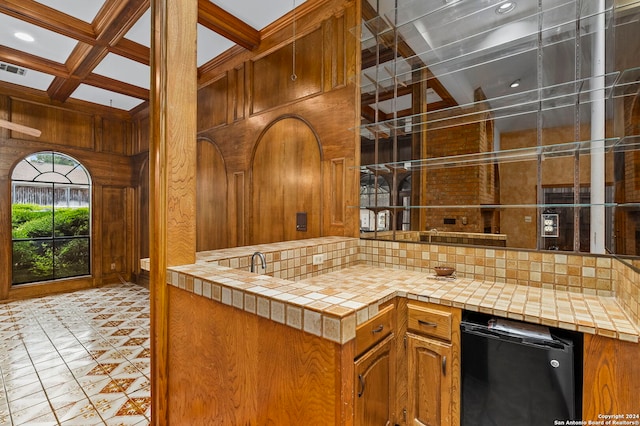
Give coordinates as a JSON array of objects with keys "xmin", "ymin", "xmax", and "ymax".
[
  {"xmin": 407, "ymin": 333, "xmax": 452, "ymax": 426},
  {"xmin": 355, "ymin": 334, "xmax": 395, "ymax": 426}
]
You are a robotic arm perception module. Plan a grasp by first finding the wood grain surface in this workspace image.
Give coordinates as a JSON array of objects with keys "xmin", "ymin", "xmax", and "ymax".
[{"xmin": 167, "ymin": 285, "xmax": 350, "ymax": 425}]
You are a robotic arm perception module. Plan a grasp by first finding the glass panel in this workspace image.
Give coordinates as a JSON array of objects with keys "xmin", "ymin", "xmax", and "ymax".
[
  {"xmin": 11, "ymin": 159, "xmax": 40, "ymax": 181},
  {"xmin": 357, "ymin": 0, "xmax": 640, "ymax": 256},
  {"xmin": 12, "ymin": 240, "xmax": 54, "ymax": 285},
  {"xmin": 11, "ymin": 151, "xmax": 91, "ymax": 285},
  {"xmin": 11, "ymin": 202, "xmax": 53, "ymax": 239},
  {"xmin": 54, "ymin": 206, "xmax": 90, "ymax": 237},
  {"xmin": 53, "ymin": 237, "xmax": 90, "ymax": 279}
]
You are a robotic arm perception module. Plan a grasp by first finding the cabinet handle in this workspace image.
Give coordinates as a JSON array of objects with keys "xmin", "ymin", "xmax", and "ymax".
[
  {"xmin": 418, "ymin": 319, "xmax": 437, "ymax": 327},
  {"xmin": 358, "ymin": 374, "xmax": 365, "ymax": 397},
  {"xmin": 442, "ymin": 356, "xmax": 447, "ymax": 376},
  {"xmin": 371, "ymin": 325, "xmax": 384, "ymax": 334}
]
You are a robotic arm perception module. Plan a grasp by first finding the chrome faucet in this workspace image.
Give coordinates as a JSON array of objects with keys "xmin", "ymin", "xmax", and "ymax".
[{"xmin": 250, "ymin": 251, "xmax": 267, "ymax": 273}]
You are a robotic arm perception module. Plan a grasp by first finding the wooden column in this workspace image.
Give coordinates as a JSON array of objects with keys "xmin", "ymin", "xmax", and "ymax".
[{"xmin": 149, "ymin": 0, "xmax": 198, "ymax": 423}]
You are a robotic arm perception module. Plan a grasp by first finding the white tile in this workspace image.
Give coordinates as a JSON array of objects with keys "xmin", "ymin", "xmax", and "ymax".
[
  {"xmin": 286, "ymin": 306, "xmax": 302, "ymax": 329},
  {"xmin": 194, "ymin": 279, "xmax": 203, "ymax": 296},
  {"xmin": 232, "ymin": 290, "xmax": 244, "ymax": 309},
  {"xmin": 356, "ymin": 308, "xmax": 369, "ymax": 326},
  {"xmin": 202, "ymin": 281, "xmax": 212, "ymax": 299},
  {"xmin": 271, "ymin": 301, "xmax": 285, "ymax": 324},
  {"xmin": 303, "ymin": 310, "xmax": 322, "ymax": 336},
  {"xmin": 257, "ymin": 297, "xmax": 270, "ymax": 318},
  {"xmin": 244, "ymin": 294, "xmax": 256, "ymax": 314},
  {"xmin": 323, "ymin": 316, "xmax": 341, "ymax": 343},
  {"xmin": 341, "ymin": 315, "xmax": 356, "ymax": 343}
]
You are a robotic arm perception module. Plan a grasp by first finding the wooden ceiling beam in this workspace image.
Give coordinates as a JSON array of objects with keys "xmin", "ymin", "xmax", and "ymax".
[
  {"xmin": 110, "ymin": 39, "xmax": 150, "ymax": 66},
  {"xmin": 48, "ymin": 0, "xmax": 149, "ymax": 103},
  {"xmin": 0, "ymin": 0, "xmax": 96, "ymax": 44},
  {"xmin": 198, "ymin": 0, "xmax": 261, "ymax": 50},
  {"xmin": 0, "ymin": 45, "xmax": 69, "ymax": 78},
  {"xmin": 83, "ymin": 73, "xmax": 149, "ymax": 100}
]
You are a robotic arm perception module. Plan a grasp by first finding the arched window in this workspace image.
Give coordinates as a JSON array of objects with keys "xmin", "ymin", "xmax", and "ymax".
[{"xmin": 11, "ymin": 152, "xmax": 91, "ymax": 285}]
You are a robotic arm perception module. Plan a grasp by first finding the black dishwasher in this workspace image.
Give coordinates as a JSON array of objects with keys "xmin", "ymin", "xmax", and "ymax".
[{"xmin": 461, "ymin": 312, "xmax": 582, "ymax": 426}]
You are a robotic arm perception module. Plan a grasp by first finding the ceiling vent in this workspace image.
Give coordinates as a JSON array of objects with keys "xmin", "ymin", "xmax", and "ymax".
[{"xmin": 0, "ymin": 63, "xmax": 27, "ymax": 76}]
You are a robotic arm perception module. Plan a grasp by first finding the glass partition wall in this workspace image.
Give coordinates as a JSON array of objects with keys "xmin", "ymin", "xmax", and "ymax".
[{"xmin": 357, "ymin": 0, "xmax": 640, "ymax": 257}]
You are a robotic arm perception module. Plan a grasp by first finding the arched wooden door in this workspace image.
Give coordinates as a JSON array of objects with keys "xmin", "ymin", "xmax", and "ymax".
[
  {"xmin": 197, "ymin": 138, "xmax": 229, "ymax": 251},
  {"xmin": 250, "ymin": 117, "xmax": 322, "ymax": 244}
]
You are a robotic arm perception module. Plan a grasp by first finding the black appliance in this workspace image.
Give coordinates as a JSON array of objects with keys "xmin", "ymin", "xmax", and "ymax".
[{"xmin": 461, "ymin": 312, "xmax": 581, "ymax": 426}]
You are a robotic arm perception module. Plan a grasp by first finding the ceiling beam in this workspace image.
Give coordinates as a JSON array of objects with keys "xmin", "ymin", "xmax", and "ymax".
[
  {"xmin": 0, "ymin": 0, "xmax": 96, "ymax": 44},
  {"xmin": 110, "ymin": 38, "xmax": 150, "ymax": 66},
  {"xmin": 198, "ymin": 0, "xmax": 260, "ymax": 50},
  {"xmin": 47, "ymin": 0, "xmax": 149, "ymax": 103},
  {"xmin": 83, "ymin": 73, "xmax": 149, "ymax": 100},
  {"xmin": 0, "ymin": 45, "xmax": 69, "ymax": 78}
]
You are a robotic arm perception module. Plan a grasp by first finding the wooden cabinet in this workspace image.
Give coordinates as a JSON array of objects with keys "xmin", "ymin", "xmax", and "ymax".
[
  {"xmin": 354, "ymin": 304, "xmax": 396, "ymax": 426},
  {"xmin": 405, "ymin": 301, "xmax": 461, "ymax": 426},
  {"xmin": 406, "ymin": 333, "xmax": 453, "ymax": 426},
  {"xmin": 355, "ymin": 334, "xmax": 396, "ymax": 426}
]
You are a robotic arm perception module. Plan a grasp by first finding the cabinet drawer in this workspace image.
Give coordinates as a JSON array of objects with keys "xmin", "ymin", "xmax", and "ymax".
[
  {"xmin": 355, "ymin": 304, "xmax": 395, "ymax": 357},
  {"xmin": 407, "ymin": 302, "xmax": 452, "ymax": 341}
]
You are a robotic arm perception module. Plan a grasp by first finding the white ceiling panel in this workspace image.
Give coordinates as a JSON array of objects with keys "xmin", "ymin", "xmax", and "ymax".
[
  {"xmin": 197, "ymin": 25, "xmax": 235, "ymax": 66},
  {"xmin": 125, "ymin": 9, "xmax": 151, "ymax": 47},
  {"xmin": 71, "ymin": 84, "xmax": 145, "ymax": 111},
  {"xmin": 0, "ymin": 0, "xmax": 315, "ymax": 112},
  {"xmin": 0, "ymin": 63, "xmax": 55, "ymax": 91},
  {"xmin": 375, "ymin": 94, "xmax": 412, "ymax": 115},
  {"xmin": 33, "ymin": 0, "xmax": 107, "ymax": 23},
  {"xmin": 0, "ymin": 14, "xmax": 77, "ymax": 64},
  {"xmin": 93, "ymin": 53, "xmax": 150, "ymax": 90},
  {"xmin": 212, "ymin": 0, "xmax": 306, "ymax": 30}
]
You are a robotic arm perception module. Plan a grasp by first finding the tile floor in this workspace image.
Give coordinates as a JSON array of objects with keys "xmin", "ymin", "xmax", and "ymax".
[{"xmin": 0, "ymin": 283, "xmax": 150, "ymax": 425}]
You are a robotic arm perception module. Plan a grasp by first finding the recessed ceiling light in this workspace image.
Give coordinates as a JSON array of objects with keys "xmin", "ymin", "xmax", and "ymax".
[
  {"xmin": 510, "ymin": 79, "xmax": 520, "ymax": 88},
  {"xmin": 14, "ymin": 32, "xmax": 34, "ymax": 42},
  {"xmin": 444, "ymin": 0, "xmax": 462, "ymax": 4},
  {"xmin": 496, "ymin": 2, "xmax": 517, "ymax": 14}
]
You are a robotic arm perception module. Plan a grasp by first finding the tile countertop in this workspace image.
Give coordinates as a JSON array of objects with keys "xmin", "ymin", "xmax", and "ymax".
[{"xmin": 167, "ymin": 262, "xmax": 640, "ymax": 344}]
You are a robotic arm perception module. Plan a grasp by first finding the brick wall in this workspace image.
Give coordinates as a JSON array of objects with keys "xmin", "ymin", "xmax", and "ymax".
[{"xmin": 425, "ymin": 120, "xmax": 496, "ymax": 232}]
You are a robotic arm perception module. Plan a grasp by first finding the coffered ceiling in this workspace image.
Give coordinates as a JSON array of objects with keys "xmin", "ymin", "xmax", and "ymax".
[{"xmin": 0, "ymin": 0, "xmax": 307, "ymax": 113}]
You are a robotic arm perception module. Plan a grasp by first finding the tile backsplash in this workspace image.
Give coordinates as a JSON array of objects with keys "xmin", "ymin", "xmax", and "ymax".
[
  {"xmin": 358, "ymin": 239, "xmax": 615, "ymax": 296},
  {"xmin": 147, "ymin": 236, "xmax": 639, "ymax": 335}
]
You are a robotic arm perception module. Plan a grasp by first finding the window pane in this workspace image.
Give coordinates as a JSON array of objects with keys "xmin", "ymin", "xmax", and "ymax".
[
  {"xmin": 11, "ymin": 151, "xmax": 91, "ymax": 286},
  {"xmin": 12, "ymin": 240, "xmax": 54, "ymax": 285},
  {"xmin": 54, "ymin": 207, "xmax": 90, "ymax": 237},
  {"xmin": 54, "ymin": 238, "xmax": 90, "ymax": 279},
  {"xmin": 11, "ymin": 204, "xmax": 53, "ymax": 239}
]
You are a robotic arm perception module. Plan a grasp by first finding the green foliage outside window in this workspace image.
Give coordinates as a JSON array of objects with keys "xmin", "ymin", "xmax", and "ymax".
[{"xmin": 12, "ymin": 204, "xmax": 90, "ymax": 284}]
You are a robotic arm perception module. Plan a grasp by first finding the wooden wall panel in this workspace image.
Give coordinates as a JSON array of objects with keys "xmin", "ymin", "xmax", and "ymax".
[
  {"xmin": 167, "ymin": 285, "xmax": 346, "ymax": 425},
  {"xmin": 101, "ymin": 117, "xmax": 128, "ymax": 155},
  {"xmin": 134, "ymin": 113, "xmax": 150, "ymax": 154},
  {"xmin": 330, "ymin": 158, "xmax": 345, "ymax": 225},
  {"xmin": 137, "ymin": 158, "xmax": 150, "ymax": 265},
  {"xmin": 101, "ymin": 186, "xmax": 128, "ymax": 275},
  {"xmin": 233, "ymin": 171, "xmax": 245, "ymax": 246},
  {"xmin": 189, "ymin": 0, "xmax": 360, "ymax": 246},
  {"xmin": 232, "ymin": 65, "xmax": 245, "ymax": 122},
  {"xmin": 250, "ymin": 117, "xmax": 322, "ymax": 244},
  {"xmin": 324, "ymin": 13, "xmax": 346, "ymax": 90},
  {"xmin": 197, "ymin": 76, "xmax": 228, "ymax": 131},
  {"xmin": 0, "ymin": 94, "xmax": 136, "ymax": 299},
  {"xmin": 11, "ymin": 100, "xmax": 94, "ymax": 149},
  {"xmin": 251, "ymin": 29, "xmax": 324, "ymax": 114},
  {"xmin": 196, "ymin": 139, "xmax": 229, "ymax": 251}
]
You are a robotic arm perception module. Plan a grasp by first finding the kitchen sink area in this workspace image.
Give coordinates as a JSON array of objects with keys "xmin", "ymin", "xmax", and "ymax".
[
  {"xmin": 145, "ymin": 236, "xmax": 640, "ymax": 424},
  {"xmin": 147, "ymin": 236, "xmax": 640, "ymax": 344}
]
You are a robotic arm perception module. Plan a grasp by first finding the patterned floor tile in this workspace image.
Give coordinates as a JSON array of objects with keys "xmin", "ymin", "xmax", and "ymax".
[{"xmin": 0, "ymin": 283, "xmax": 150, "ymax": 425}]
